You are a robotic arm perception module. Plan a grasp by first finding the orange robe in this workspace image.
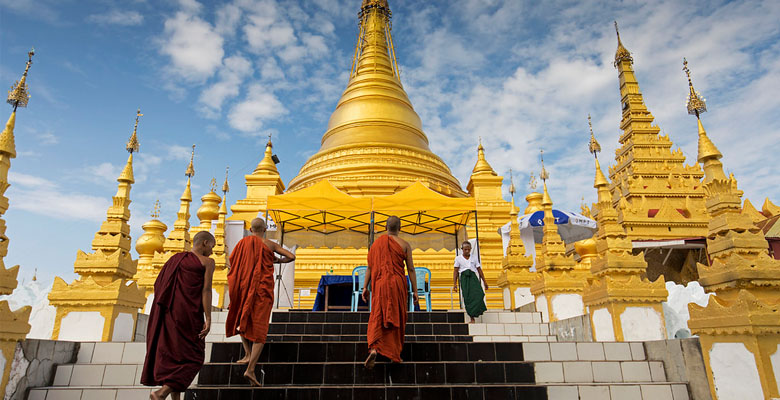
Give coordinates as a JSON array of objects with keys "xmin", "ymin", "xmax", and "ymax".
[
  {"xmin": 225, "ymin": 236, "xmax": 275, "ymax": 343},
  {"xmin": 367, "ymin": 234, "xmax": 408, "ymax": 362}
]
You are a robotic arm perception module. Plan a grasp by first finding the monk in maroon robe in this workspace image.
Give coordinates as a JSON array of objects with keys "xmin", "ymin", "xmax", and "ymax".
[
  {"xmin": 362, "ymin": 216, "xmax": 418, "ymax": 368},
  {"xmin": 226, "ymin": 218, "xmax": 295, "ymax": 386},
  {"xmin": 142, "ymin": 231, "xmax": 216, "ymax": 400}
]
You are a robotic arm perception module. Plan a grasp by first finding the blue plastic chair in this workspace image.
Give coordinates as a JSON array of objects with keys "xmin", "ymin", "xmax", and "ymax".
[
  {"xmin": 409, "ymin": 267, "xmax": 432, "ymax": 311},
  {"xmin": 351, "ymin": 266, "xmax": 370, "ymax": 311}
]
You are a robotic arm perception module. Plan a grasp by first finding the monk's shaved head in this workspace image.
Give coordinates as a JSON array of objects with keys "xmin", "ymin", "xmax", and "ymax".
[
  {"xmin": 386, "ymin": 216, "xmax": 401, "ymax": 233},
  {"xmin": 251, "ymin": 218, "xmax": 267, "ymax": 233},
  {"xmin": 193, "ymin": 231, "xmax": 215, "ymax": 246}
]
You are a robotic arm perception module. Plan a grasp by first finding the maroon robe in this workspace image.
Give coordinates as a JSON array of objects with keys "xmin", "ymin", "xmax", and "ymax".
[
  {"xmin": 141, "ymin": 252, "xmax": 206, "ymax": 392},
  {"xmin": 367, "ymin": 234, "xmax": 409, "ymax": 362},
  {"xmin": 225, "ymin": 236, "xmax": 275, "ymax": 343}
]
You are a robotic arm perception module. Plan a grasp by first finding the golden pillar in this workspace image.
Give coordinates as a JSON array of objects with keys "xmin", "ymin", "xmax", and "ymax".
[
  {"xmin": 210, "ymin": 169, "xmax": 230, "ymax": 308},
  {"xmin": 229, "ymin": 138, "xmax": 285, "ymax": 227},
  {"xmin": 0, "ymin": 49, "xmax": 33, "ymax": 394},
  {"xmin": 496, "ymin": 170, "xmax": 537, "ymax": 310},
  {"xmin": 466, "ymin": 140, "xmax": 513, "ymax": 309},
  {"xmin": 582, "ymin": 117, "xmax": 667, "ymax": 341},
  {"xmin": 49, "ymin": 109, "xmax": 146, "ymax": 341},
  {"xmin": 140, "ymin": 147, "xmax": 197, "ymax": 299},
  {"xmin": 530, "ymin": 154, "xmax": 588, "ymax": 322},
  {"xmin": 133, "ymin": 201, "xmax": 167, "ymax": 309},
  {"xmin": 682, "ymin": 59, "xmax": 780, "ymax": 399}
]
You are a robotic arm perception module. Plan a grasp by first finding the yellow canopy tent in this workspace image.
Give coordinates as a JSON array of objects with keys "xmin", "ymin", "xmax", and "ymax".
[{"xmin": 266, "ymin": 180, "xmax": 476, "ymax": 251}]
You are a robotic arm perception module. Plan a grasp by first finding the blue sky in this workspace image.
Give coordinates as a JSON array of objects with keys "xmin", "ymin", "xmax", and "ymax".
[{"xmin": 1, "ymin": 0, "xmax": 779, "ymax": 285}]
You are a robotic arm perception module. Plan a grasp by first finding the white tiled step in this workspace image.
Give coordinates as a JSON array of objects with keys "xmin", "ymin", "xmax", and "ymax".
[
  {"xmin": 28, "ymin": 387, "xmax": 153, "ymax": 400},
  {"xmin": 74, "ymin": 342, "xmax": 214, "ymax": 365},
  {"xmin": 546, "ymin": 383, "xmax": 690, "ymax": 400},
  {"xmin": 521, "ymin": 342, "xmax": 646, "ymax": 361},
  {"xmin": 469, "ymin": 322, "xmax": 551, "ymax": 336},
  {"xmin": 534, "ymin": 360, "xmax": 666, "ymax": 383},
  {"xmin": 470, "ymin": 311, "xmax": 543, "ymax": 324}
]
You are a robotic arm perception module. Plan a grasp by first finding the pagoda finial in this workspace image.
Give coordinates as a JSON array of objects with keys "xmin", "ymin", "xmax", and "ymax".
[
  {"xmin": 613, "ymin": 21, "xmax": 633, "ymax": 67},
  {"xmin": 126, "ymin": 108, "xmax": 142, "ymax": 154},
  {"xmin": 222, "ymin": 166, "xmax": 230, "ymax": 195},
  {"xmin": 151, "ymin": 200, "xmax": 161, "ymax": 219},
  {"xmin": 508, "ymin": 169, "xmax": 518, "ymax": 212},
  {"xmin": 210, "ymin": 178, "xmax": 217, "ymax": 193},
  {"xmin": 185, "ymin": 145, "xmax": 195, "ymax": 178},
  {"xmin": 529, "ymin": 173, "xmax": 537, "ymax": 191},
  {"xmin": 254, "ymin": 135, "xmax": 279, "ymax": 174},
  {"xmin": 588, "ymin": 114, "xmax": 601, "ymax": 158},
  {"xmin": 539, "ymin": 149, "xmax": 549, "ymax": 182},
  {"xmin": 683, "ymin": 58, "xmax": 707, "ymax": 118},
  {"xmin": 472, "ymin": 138, "xmax": 496, "ymax": 175},
  {"xmin": 539, "ymin": 150, "xmax": 552, "ymax": 206},
  {"xmin": 6, "ymin": 48, "xmax": 34, "ymax": 111}
]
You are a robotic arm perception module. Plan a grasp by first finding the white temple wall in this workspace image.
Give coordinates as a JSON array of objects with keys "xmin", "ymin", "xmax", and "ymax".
[
  {"xmin": 662, "ymin": 281, "xmax": 710, "ymax": 339},
  {"xmin": 503, "ymin": 288, "xmax": 510, "ymax": 309},
  {"xmin": 709, "ymin": 342, "xmax": 763, "ymax": 400},
  {"xmin": 513, "ymin": 287, "xmax": 533, "ymax": 308},
  {"xmin": 620, "ymin": 307, "xmax": 665, "ymax": 341},
  {"xmin": 111, "ymin": 313, "xmax": 135, "ymax": 341},
  {"xmin": 535, "ymin": 294, "xmax": 549, "ymax": 322},
  {"xmin": 771, "ymin": 344, "xmax": 780, "ymax": 396},
  {"xmin": 59, "ymin": 311, "xmax": 104, "ymax": 341},
  {"xmin": 551, "ymin": 293, "xmax": 583, "ymax": 321},
  {"xmin": 591, "ymin": 308, "xmax": 615, "ymax": 342}
]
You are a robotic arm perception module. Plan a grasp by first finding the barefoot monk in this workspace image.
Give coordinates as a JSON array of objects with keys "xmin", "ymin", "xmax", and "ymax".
[
  {"xmin": 361, "ymin": 216, "xmax": 418, "ymax": 369},
  {"xmin": 141, "ymin": 231, "xmax": 216, "ymax": 400},
  {"xmin": 226, "ymin": 217, "xmax": 295, "ymax": 386}
]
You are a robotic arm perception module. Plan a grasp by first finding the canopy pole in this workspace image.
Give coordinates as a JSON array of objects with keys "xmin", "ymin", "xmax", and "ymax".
[
  {"xmin": 455, "ymin": 229, "xmax": 459, "ymax": 256},
  {"xmin": 474, "ymin": 210, "xmax": 481, "ymax": 264},
  {"xmin": 275, "ymin": 221, "xmax": 286, "ymax": 308},
  {"xmin": 369, "ymin": 211, "xmax": 375, "ymax": 249}
]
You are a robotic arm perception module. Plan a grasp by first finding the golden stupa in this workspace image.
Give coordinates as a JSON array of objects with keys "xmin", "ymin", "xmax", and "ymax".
[{"xmin": 286, "ymin": 0, "xmax": 465, "ymax": 197}]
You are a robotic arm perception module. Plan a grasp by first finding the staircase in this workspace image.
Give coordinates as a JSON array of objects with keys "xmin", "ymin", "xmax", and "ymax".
[{"xmin": 28, "ymin": 310, "xmax": 692, "ymax": 400}]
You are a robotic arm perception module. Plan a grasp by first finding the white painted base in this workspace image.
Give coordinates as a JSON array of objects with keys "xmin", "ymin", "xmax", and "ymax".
[
  {"xmin": 144, "ymin": 294, "xmax": 155, "ymax": 314},
  {"xmin": 503, "ymin": 288, "xmax": 511, "ymax": 310},
  {"xmin": 514, "ymin": 287, "xmax": 533, "ymax": 308},
  {"xmin": 212, "ymin": 288, "xmax": 220, "ymax": 307},
  {"xmin": 551, "ymin": 293, "xmax": 584, "ymax": 320},
  {"xmin": 709, "ymin": 342, "xmax": 763, "ymax": 400},
  {"xmin": 0, "ymin": 346, "xmax": 5, "ymax": 386},
  {"xmin": 111, "ymin": 313, "xmax": 135, "ymax": 341},
  {"xmin": 59, "ymin": 311, "xmax": 104, "ymax": 341},
  {"xmin": 620, "ymin": 307, "xmax": 665, "ymax": 341},
  {"xmin": 771, "ymin": 343, "xmax": 780, "ymax": 396},
  {"xmin": 535, "ymin": 294, "xmax": 549, "ymax": 322},
  {"xmin": 592, "ymin": 308, "xmax": 616, "ymax": 342}
]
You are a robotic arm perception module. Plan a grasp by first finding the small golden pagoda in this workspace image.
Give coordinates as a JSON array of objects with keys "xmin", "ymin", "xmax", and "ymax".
[
  {"xmin": 285, "ymin": 0, "xmax": 464, "ymax": 197},
  {"xmin": 530, "ymin": 152, "xmax": 588, "ymax": 322},
  {"xmin": 133, "ymin": 201, "xmax": 167, "ymax": 311},
  {"xmin": 682, "ymin": 59, "xmax": 780, "ymax": 399},
  {"xmin": 210, "ymin": 168, "xmax": 230, "ymax": 308},
  {"xmin": 496, "ymin": 170, "xmax": 537, "ymax": 310},
  {"xmin": 0, "ymin": 49, "xmax": 33, "ymax": 394},
  {"xmin": 229, "ymin": 137, "xmax": 285, "ymax": 225},
  {"xmin": 582, "ymin": 118, "xmax": 668, "ymax": 341},
  {"xmin": 140, "ymin": 147, "xmax": 196, "ymax": 299},
  {"xmin": 609, "ymin": 23, "xmax": 708, "ymax": 241},
  {"xmin": 191, "ymin": 178, "xmax": 222, "ymax": 235},
  {"xmin": 49, "ymin": 109, "xmax": 146, "ymax": 341},
  {"xmin": 466, "ymin": 140, "xmax": 512, "ymax": 308}
]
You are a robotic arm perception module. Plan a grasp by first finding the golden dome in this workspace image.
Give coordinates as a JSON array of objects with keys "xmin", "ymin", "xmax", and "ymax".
[
  {"xmin": 525, "ymin": 192, "xmax": 543, "ymax": 214},
  {"xmin": 574, "ymin": 237, "xmax": 597, "ymax": 258},
  {"xmin": 136, "ymin": 219, "xmax": 167, "ymax": 256},
  {"xmin": 286, "ymin": 0, "xmax": 464, "ymax": 197},
  {"xmin": 197, "ymin": 191, "xmax": 222, "ymax": 223}
]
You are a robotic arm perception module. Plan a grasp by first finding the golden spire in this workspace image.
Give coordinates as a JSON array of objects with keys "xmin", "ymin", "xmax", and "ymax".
[
  {"xmin": 587, "ymin": 114, "xmax": 601, "ymax": 157},
  {"xmin": 185, "ymin": 144, "xmax": 195, "ymax": 178},
  {"xmin": 588, "ymin": 116, "xmax": 610, "ymax": 195},
  {"xmin": 254, "ymin": 136, "xmax": 279, "ymax": 174},
  {"xmin": 508, "ymin": 169, "xmax": 519, "ymax": 214},
  {"xmin": 222, "ymin": 166, "xmax": 230, "ymax": 194},
  {"xmin": 472, "ymin": 137, "xmax": 496, "ymax": 175},
  {"xmin": 613, "ymin": 21, "xmax": 632, "ymax": 67},
  {"xmin": 682, "ymin": 58, "xmax": 725, "ymax": 182},
  {"xmin": 539, "ymin": 150, "xmax": 552, "ymax": 206},
  {"xmin": 126, "ymin": 108, "xmax": 141, "ymax": 154},
  {"xmin": 210, "ymin": 178, "xmax": 217, "ymax": 192},
  {"xmin": 6, "ymin": 48, "xmax": 34, "ymax": 111},
  {"xmin": 286, "ymin": 0, "xmax": 463, "ymax": 196}
]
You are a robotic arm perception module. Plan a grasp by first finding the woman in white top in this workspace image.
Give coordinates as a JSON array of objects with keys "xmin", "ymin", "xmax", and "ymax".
[{"xmin": 453, "ymin": 241, "xmax": 488, "ymax": 323}]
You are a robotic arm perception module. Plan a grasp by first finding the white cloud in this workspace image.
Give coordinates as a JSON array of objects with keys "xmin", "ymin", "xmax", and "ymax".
[
  {"xmin": 228, "ymin": 84, "xmax": 287, "ymax": 132},
  {"xmin": 198, "ymin": 55, "xmax": 253, "ymax": 118},
  {"xmin": 215, "ymin": 4, "xmax": 242, "ymax": 36},
  {"xmin": 37, "ymin": 131, "xmax": 58, "ymax": 145},
  {"xmin": 166, "ymin": 144, "xmax": 195, "ymax": 161},
  {"xmin": 8, "ymin": 172, "xmax": 111, "ymax": 222},
  {"xmin": 160, "ymin": 11, "xmax": 224, "ymax": 82},
  {"xmin": 86, "ymin": 10, "xmax": 144, "ymax": 26}
]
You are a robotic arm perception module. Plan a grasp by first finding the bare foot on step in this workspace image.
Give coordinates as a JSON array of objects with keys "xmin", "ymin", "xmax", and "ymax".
[
  {"xmin": 236, "ymin": 357, "xmax": 249, "ymax": 365},
  {"xmin": 364, "ymin": 350, "xmax": 377, "ymax": 370},
  {"xmin": 244, "ymin": 371, "xmax": 262, "ymax": 387}
]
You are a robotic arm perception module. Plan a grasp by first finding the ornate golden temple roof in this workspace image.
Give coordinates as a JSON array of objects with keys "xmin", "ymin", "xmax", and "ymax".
[{"xmin": 286, "ymin": 0, "xmax": 465, "ymax": 197}]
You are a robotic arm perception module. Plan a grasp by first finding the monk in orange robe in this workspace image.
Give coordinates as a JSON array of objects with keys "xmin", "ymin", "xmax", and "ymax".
[
  {"xmin": 226, "ymin": 217, "xmax": 295, "ymax": 386},
  {"xmin": 362, "ymin": 216, "xmax": 418, "ymax": 368},
  {"xmin": 142, "ymin": 231, "xmax": 216, "ymax": 400}
]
